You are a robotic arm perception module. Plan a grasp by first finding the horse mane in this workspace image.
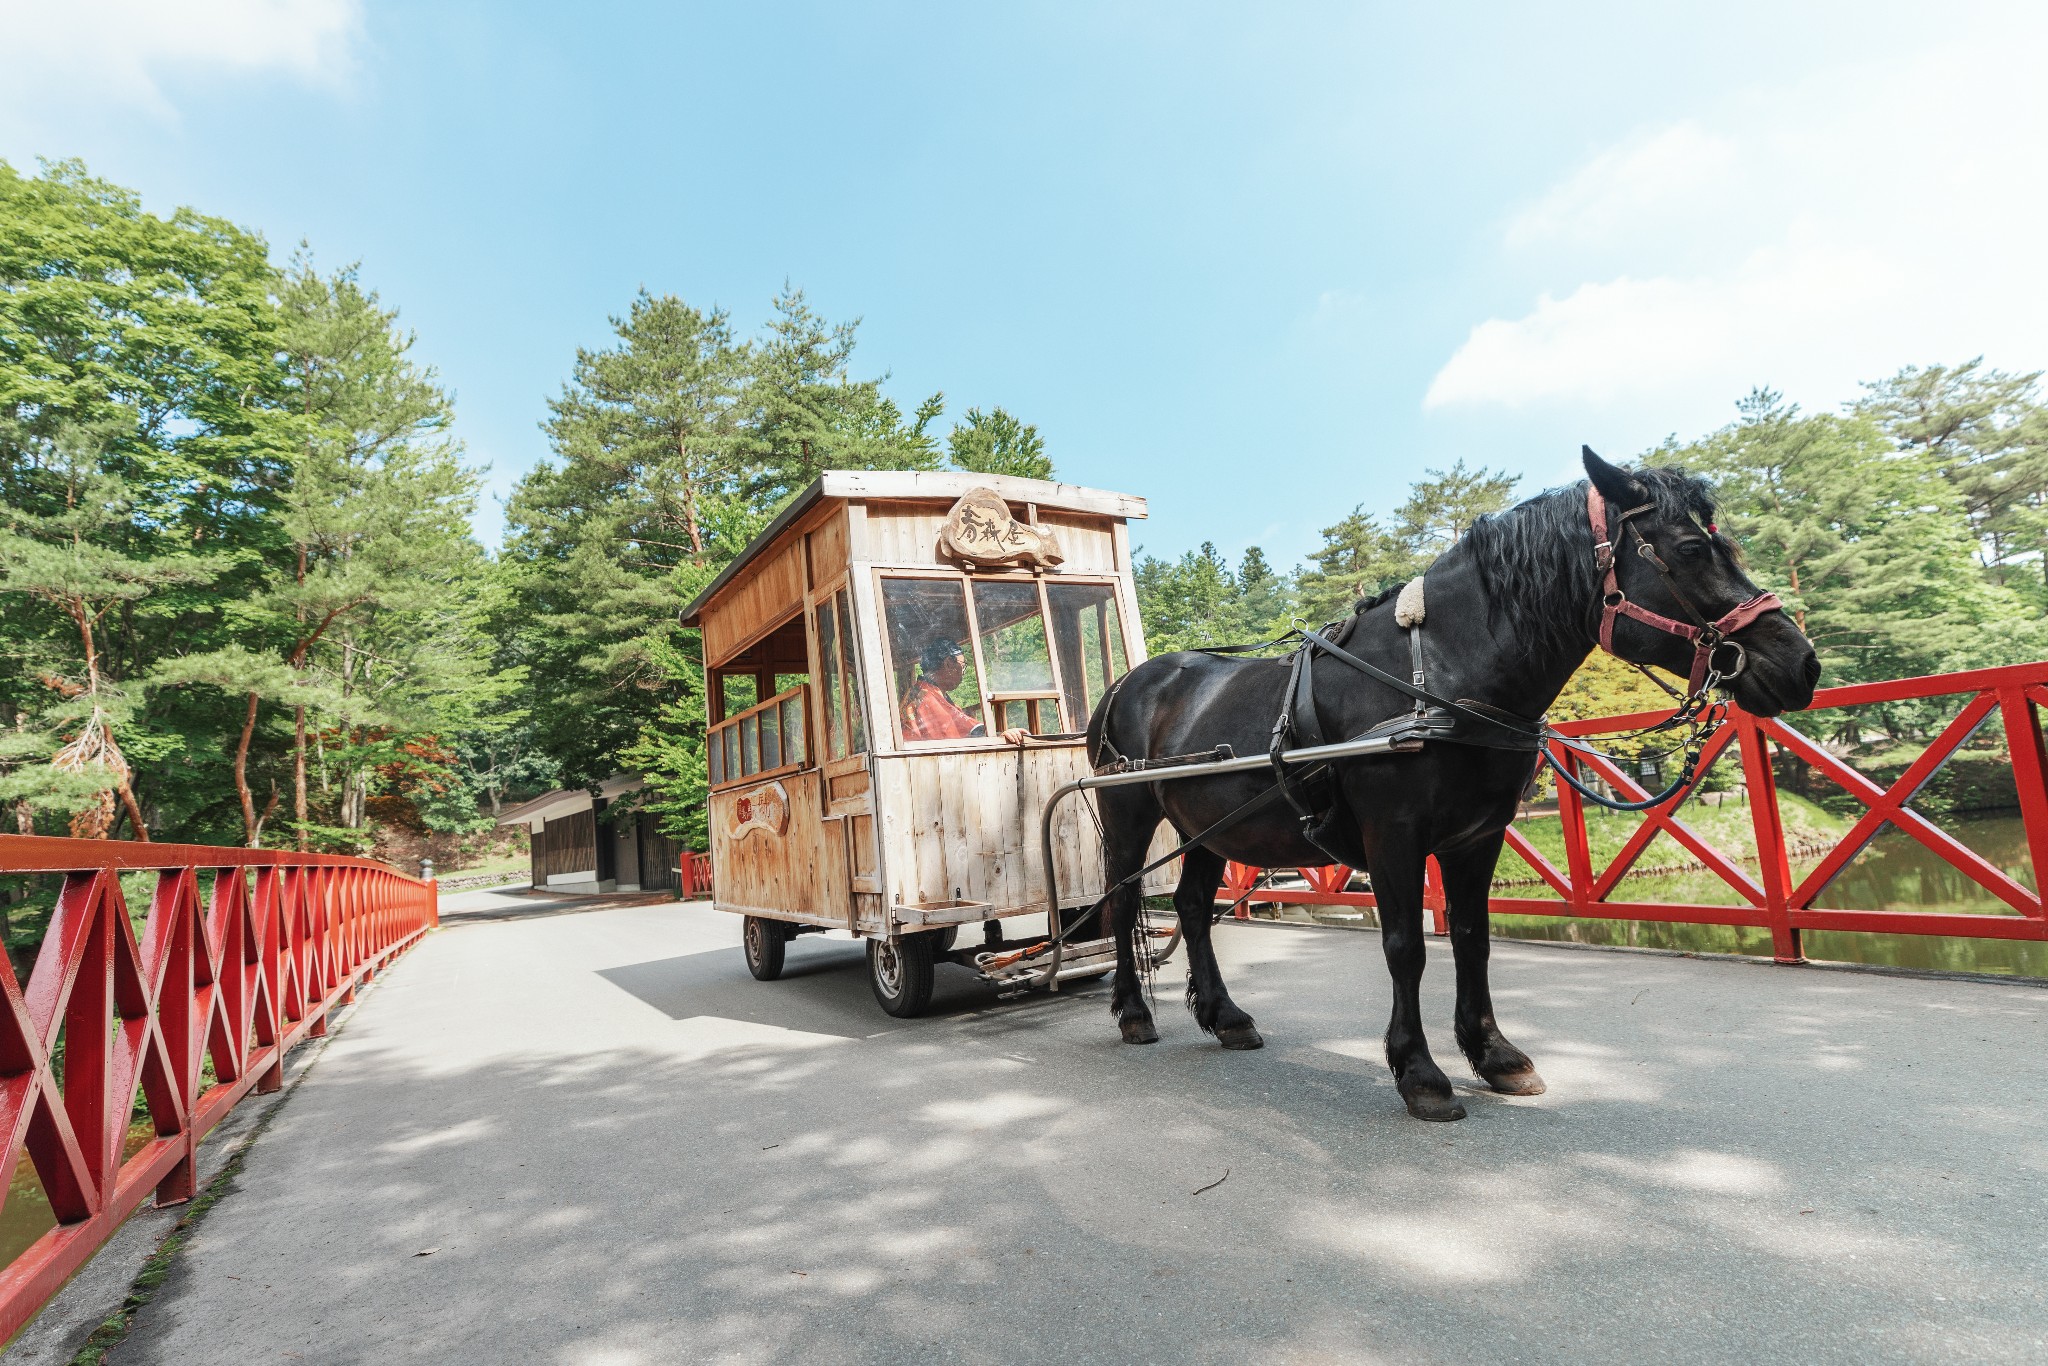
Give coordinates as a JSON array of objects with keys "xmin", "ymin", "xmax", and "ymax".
[{"xmin": 1458, "ymin": 465, "xmax": 1717, "ymax": 658}]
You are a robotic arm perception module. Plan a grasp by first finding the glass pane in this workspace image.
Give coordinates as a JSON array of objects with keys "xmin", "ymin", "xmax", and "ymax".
[
  {"xmin": 723, "ymin": 725, "xmax": 740, "ymax": 783},
  {"xmin": 817, "ymin": 598, "xmax": 848, "ymax": 759},
  {"xmin": 708, "ymin": 728, "xmax": 726, "ymax": 785},
  {"xmin": 972, "ymin": 581, "xmax": 1056, "ymax": 703},
  {"xmin": 759, "ymin": 706, "xmax": 781, "ymax": 771},
  {"xmin": 837, "ymin": 588, "xmax": 868, "ymax": 755},
  {"xmin": 882, "ymin": 576, "xmax": 985, "ymax": 743},
  {"xmin": 782, "ymin": 694, "xmax": 807, "ymax": 766},
  {"xmin": 739, "ymin": 716, "xmax": 759, "ymax": 776},
  {"xmin": 1047, "ymin": 583, "xmax": 1128, "ymax": 729}
]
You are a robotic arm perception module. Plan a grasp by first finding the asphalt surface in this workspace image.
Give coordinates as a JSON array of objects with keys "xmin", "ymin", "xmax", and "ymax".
[{"xmin": 105, "ymin": 890, "xmax": 2047, "ymax": 1364}]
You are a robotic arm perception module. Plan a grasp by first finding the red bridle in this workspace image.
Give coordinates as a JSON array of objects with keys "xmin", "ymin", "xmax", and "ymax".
[{"xmin": 1587, "ymin": 483, "xmax": 1782, "ymax": 695}]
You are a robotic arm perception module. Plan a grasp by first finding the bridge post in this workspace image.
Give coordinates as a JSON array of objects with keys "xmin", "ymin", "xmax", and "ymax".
[{"xmin": 1737, "ymin": 714, "xmax": 1804, "ymax": 963}]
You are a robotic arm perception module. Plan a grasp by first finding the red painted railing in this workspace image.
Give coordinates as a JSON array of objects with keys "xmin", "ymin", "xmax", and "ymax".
[
  {"xmin": 0, "ymin": 837, "xmax": 436, "ymax": 1343},
  {"xmin": 678, "ymin": 851, "xmax": 714, "ymax": 899},
  {"xmin": 1220, "ymin": 661, "xmax": 2048, "ymax": 962}
]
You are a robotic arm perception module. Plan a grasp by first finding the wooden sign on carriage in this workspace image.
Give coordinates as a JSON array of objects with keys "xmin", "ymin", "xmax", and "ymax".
[{"xmin": 678, "ymin": 471, "xmax": 1180, "ymax": 1018}]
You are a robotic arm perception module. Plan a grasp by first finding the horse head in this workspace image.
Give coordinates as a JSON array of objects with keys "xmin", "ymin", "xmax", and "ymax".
[{"xmin": 1583, "ymin": 447, "xmax": 1819, "ymax": 717}]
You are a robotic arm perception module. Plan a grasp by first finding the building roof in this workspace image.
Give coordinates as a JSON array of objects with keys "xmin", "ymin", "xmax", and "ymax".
[
  {"xmin": 495, "ymin": 773, "xmax": 645, "ymax": 827},
  {"xmin": 677, "ymin": 469, "xmax": 1148, "ymax": 628}
]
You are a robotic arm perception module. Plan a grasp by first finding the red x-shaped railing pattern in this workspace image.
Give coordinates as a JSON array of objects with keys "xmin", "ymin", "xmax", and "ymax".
[
  {"xmin": 1220, "ymin": 661, "xmax": 2048, "ymax": 961},
  {"xmin": 0, "ymin": 837, "xmax": 435, "ymax": 1344}
]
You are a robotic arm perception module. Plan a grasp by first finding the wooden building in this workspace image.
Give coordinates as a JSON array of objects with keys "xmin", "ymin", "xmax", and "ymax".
[
  {"xmin": 496, "ymin": 774, "xmax": 685, "ymax": 895},
  {"xmin": 678, "ymin": 470, "xmax": 1176, "ymax": 1012}
]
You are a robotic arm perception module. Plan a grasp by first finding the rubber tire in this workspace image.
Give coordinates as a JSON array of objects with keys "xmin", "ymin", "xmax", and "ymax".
[
  {"xmin": 868, "ymin": 934, "xmax": 936, "ymax": 1017},
  {"xmin": 743, "ymin": 915, "xmax": 787, "ymax": 981},
  {"xmin": 931, "ymin": 925, "xmax": 959, "ymax": 954}
]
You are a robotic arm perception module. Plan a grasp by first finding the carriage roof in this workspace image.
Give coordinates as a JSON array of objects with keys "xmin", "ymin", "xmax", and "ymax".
[{"xmin": 677, "ymin": 470, "xmax": 1148, "ymax": 633}]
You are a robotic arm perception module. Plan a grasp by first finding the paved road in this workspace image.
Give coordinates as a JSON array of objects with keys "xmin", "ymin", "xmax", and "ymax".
[{"xmin": 108, "ymin": 892, "xmax": 2046, "ymax": 1364}]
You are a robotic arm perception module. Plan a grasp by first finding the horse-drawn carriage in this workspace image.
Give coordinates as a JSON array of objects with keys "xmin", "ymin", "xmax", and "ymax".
[{"xmin": 678, "ymin": 471, "xmax": 1179, "ymax": 1017}]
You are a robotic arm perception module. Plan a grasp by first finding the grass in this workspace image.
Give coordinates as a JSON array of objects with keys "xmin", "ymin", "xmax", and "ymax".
[{"xmin": 1505, "ymin": 789, "xmax": 1854, "ymax": 884}]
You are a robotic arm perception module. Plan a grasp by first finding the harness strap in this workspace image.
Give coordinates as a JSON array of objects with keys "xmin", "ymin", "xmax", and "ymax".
[{"xmin": 1588, "ymin": 482, "xmax": 1783, "ymax": 692}]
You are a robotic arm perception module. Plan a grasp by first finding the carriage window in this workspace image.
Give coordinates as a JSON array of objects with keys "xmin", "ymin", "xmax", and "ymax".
[
  {"xmin": 836, "ymin": 588, "xmax": 868, "ymax": 754},
  {"xmin": 817, "ymin": 596, "xmax": 849, "ymax": 758},
  {"xmin": 1047, "ymin": 583, "xmax": 1129, "ymax": 728},
  {"xmin": 882, "ymin": 576, "xmax": 986, "ymax": 743},
  {"xmin": 972, "ymin": 579, "xmax": 1063, "ymax": 732}
]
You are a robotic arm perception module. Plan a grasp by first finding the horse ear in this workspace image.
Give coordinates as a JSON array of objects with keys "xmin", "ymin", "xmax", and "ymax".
[{"xmin": 1582, "ymin": 446, "xmax": 1645, "ymax": 504}]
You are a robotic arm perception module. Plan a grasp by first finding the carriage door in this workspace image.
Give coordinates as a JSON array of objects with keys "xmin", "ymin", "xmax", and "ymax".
[{"xmin": 815, "ymin": 585, "xmax": 880, "ymax": 931}]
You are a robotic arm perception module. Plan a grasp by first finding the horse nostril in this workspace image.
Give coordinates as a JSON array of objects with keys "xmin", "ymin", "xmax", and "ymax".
[{"xmin": 1803, "ymin": 653, "xmax": 1821, "ymax": 686}]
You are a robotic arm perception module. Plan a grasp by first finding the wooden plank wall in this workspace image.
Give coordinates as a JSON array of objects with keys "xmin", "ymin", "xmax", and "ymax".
[
  {"xmin": 871, "ymin": 745, "xmax": 1177, "ymax": 916},
  {"xmin": 702, "ymin": 536, "xmax": 807, "ymax": 664},
  {"xmin": 534, "ymin": 809, "xmax": 597, "ymax": 881},
  {"xmin": 1034, "ymin": 513, "xmax": 1117, "ymax": 573},
  {"xmin": 708, "ymin": 772, "xmax": 845, "ymax": 921},
  {"xmin": 635, "ymin": 813, "xmax": 684, "ymax": 892},
  {"xmin": 862, "ymin": 501, "xmax": 947, "ymax": 566}
]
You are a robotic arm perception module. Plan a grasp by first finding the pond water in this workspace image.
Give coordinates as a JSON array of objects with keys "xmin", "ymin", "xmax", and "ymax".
[{"xmin": 1269, "ymin": 808, "xmax": 2048, "ymax": 979}]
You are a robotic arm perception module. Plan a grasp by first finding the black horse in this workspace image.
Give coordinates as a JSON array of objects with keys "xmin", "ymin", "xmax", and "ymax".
[{"xmin": 1087, "ymin": 449, "xmax": 1820, "ymax": 1121}]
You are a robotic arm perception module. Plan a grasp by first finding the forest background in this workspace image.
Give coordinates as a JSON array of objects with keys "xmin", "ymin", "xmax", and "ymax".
[{"xmin": 6, "ymin": 161, "xmax": 2048, "ymax": 865}]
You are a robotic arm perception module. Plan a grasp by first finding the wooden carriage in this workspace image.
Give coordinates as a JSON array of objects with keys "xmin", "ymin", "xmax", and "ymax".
[{"xmin": 678, "ymin": 471, "xmax": 1176, "ymax": 1016}]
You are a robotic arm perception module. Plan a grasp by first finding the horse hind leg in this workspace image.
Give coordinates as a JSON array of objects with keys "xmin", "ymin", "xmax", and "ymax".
[{"xmin": 1173, "ymin": 846, "xmax": 1262, "ymax": 1049}]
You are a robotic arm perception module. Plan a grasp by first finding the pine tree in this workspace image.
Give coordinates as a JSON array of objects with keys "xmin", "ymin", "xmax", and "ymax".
[
  {"xmin": 1296, "ymin": 507, "xmax": 1415, "ymax": 622},
  {"xmin": 744, "ymin": 285, "xmax": 943, "ymax": 504},
  {"xmin": 948, "ymin": 406, "xmax": 1052, "ymax": 479}
]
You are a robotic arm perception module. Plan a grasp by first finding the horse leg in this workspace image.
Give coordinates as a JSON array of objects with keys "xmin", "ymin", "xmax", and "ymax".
[
  {"xmin": 1440, "ymin": 836, "xmax": 1545, "ymax": 1096},
  {"xmin": 1097, "ymin": 791, "xmax": 1160, "ymax": 1045},
  {"xmin": 1173, "ymin": 846, "xmax": 1262, "ymax": 1049},
  {"xmin": 1370, "ymin": 842, "xmax": 1464, "ymax": 1122}
]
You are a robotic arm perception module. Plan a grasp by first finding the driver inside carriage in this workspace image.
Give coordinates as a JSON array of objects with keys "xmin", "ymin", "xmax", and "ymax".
[{"xmin": 900, "ymin": 638, "xmax": 1029, "ymax": 744}]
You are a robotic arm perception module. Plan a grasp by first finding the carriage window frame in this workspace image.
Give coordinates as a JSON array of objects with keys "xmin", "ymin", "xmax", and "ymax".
[
  {"xmin": 874, "ymin": 567, "xmax": 1132, "ymax": 751},
  {"xmin": 706, "ymin": 685, "xmax": 810, "ymax": 791},
  {"xmin": 810, "ymin": 578, "xmax": 871, "ymax": 763}
]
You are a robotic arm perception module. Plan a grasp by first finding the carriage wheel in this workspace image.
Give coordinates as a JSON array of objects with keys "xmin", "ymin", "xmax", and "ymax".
[
  {"xmin": 931, "ymin": 925, "xmax": 959, "ymax": 954},
  {"xmin": 743, "ymin": 915, "xmax": 787, "ymax": 981},
  {"xmin": 868, "ymin": 934, "xmax": 936, "ymax": 1017}
]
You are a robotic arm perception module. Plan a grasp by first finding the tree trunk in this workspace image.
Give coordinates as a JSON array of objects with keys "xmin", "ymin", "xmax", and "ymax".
[
  {"xmin": 235, "ymin": 689, "xmax": 260, "ymax": 846},
  {"xmin": 117, "ymin": 780, "xmax": 150, "ymax": 842},
  {"xmin": 294, "ymin": 704, "xmax": 308, "ymax": 849}
]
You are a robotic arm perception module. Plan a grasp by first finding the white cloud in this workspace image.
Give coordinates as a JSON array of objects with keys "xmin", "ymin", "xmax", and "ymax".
[
  {"xmin": 0, "ymin": 0, "xmax": 362, "ymax": 122},
  {"xmin": 1428, "ymin": 16, "xmax": 2048, "ymax": 420},
  {"xmin": 1503, "ymin": 122, "xmax": 1739, "ymax": 249}
]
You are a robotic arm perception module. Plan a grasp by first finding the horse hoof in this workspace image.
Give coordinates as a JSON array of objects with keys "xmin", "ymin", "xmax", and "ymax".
[
  {"xmin": 1485, "ymin": 1067, "xmax": 1546, "ymax": 1096},
  {"xmin": 1403, "ymin": 1093, "xmax": 1467, "ymax": 1122},
  {"xmin": 1217, "ymin": 1024, "xmax": 1264, "ymax": 1051},
  {"xmin": 1120, "ymin": 1018, "xmax": 1159, "ymax": 1045}
]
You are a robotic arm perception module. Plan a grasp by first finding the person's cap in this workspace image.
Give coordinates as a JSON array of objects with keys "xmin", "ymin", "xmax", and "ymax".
[{"xmin": 920, "ymin": 638, "xmax": 965, "ymax": 672}]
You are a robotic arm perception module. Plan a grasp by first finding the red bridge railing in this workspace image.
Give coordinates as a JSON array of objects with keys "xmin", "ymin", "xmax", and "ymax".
[
  {"xmin": 0, "ymin": 837, "xmax": 436, "ymax": 1343},
  {"xmin": 1219, "ymin": 661, "xmax": 2048, "ymax": 963}
]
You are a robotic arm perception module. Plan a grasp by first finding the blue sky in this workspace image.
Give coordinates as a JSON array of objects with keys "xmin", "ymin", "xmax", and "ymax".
[{"xmin": 9, "ymin": 2, "xmax": 2047, "ymax": 569}]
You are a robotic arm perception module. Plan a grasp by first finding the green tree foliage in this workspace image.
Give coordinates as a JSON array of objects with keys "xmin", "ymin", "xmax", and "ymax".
[
  {"xmin": 1663, "ymin": 390, "xmax": 2044, "ymax": 682},
  {"xmin": 1393, "ymin": 459, "xmax": 1520, "ymax": 557},
  {"xmin": 1295, "ymin": 508, "xmax": 1414, "ymax": 622},
  {"xmin": 1855, "ymin": 359, "xmax": 2048, "ymax": 600},
  {"xmin": 0, "ymin": 160, "xmax": 286, "ymax": 841},
  {"xmin": 2, "ymin": 161, "xmax": 495, "ymax": 848},
  {"xmin": 948, "ymin": 406, "xmax": 1051, "ymax": 479},
  {"xmin": 744, "ymin": 285, "xmax": 943, "ymax": 503}
]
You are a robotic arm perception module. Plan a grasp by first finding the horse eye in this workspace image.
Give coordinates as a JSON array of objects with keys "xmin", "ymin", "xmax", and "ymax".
[{"xmin": 1678, "ymin": 540, "xmax": 1710, "ymax": 561}]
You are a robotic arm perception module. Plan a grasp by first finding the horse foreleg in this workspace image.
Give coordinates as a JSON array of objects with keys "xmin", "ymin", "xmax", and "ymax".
[
  {"xmin": 1173, "ymin": 846, "xmax": 1262, "ymax": 1049},
  {"xmin": 1440, "ymin": 835, "xmax": 1546, "ymax": 1096},
  {"xmin": 1369, "ymin": 841, "xmax": 1464, "ymax": 1122},
  {"xmin": 1097, "ymin": 793, "xmax": 1160, "ymax": 1045}
]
